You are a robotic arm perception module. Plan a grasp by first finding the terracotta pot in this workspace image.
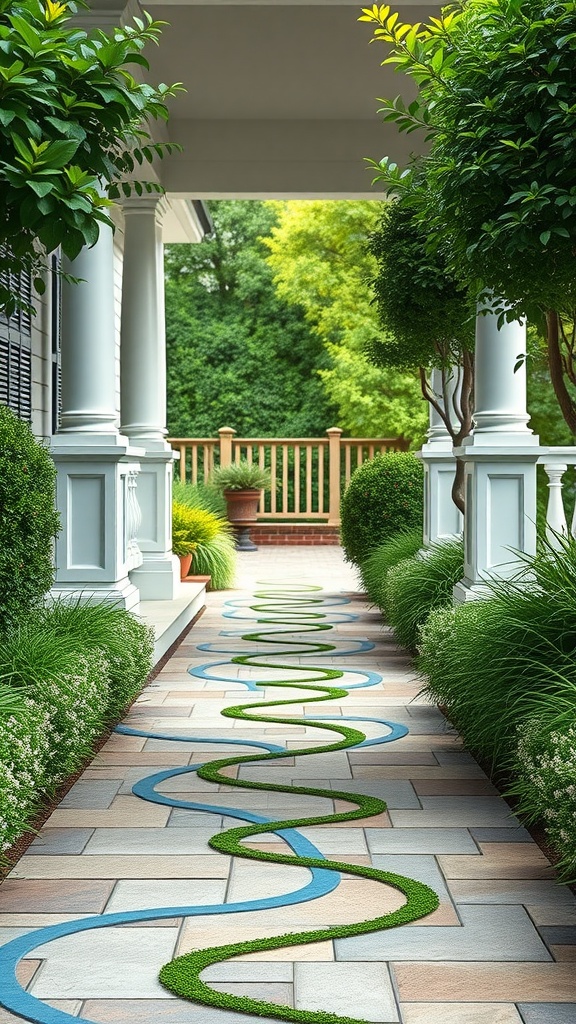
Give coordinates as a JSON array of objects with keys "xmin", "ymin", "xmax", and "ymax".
[
  {"xmin": 223, "ymin": 488, "xmax": 262, "ymax": 551},
  {"xmin": 178, "ymin": 552, "xmax": 193, "ymax": 580},
  {"xmin": 223, "ymin": 488, "xmax": 262, "ymax": 525}
]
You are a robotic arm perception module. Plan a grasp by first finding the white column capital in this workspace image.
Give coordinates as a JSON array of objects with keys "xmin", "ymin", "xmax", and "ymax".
[{"xmin": 121, "ymin": 194, "xmax": 170, "ymax": 223}]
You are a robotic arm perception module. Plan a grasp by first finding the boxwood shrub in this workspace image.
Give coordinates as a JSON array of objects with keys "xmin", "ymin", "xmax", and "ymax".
[
  {"xmin": 340, "ymin": 452, "xmax": 423, "ymax": 565},
  {"xmin": 0, "ymin": 406, "xmax": 60, "ymax": 629}
]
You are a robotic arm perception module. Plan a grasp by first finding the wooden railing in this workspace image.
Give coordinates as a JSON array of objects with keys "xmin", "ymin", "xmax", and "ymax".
[{"xmin": 169, "ymin": 426, "xmax": 409, "ymax": 526}]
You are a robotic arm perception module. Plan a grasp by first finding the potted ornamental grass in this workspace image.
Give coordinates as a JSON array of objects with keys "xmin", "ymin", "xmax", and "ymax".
[
  {"xmin": 172, "ymin": 502, "xmax": 222, "ymax": 579},
  {"xmin": 211, "ymin": 460, "xmax": 272, "ymax": 550}
]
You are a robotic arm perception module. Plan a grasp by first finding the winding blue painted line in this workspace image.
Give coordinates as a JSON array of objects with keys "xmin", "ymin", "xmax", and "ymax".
[
  {"xmin": 196, "ymin": 639, "xmax": 375, "ymax": 656},
  {"xmin": 188, "ymin": 661, "xmax": 384, "ymax": 691}
]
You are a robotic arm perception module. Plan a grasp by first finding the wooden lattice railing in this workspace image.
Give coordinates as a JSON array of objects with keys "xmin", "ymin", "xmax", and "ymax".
[{"xmin": 169, "ymin": 427, "xmax": 409, "ymax": 526}]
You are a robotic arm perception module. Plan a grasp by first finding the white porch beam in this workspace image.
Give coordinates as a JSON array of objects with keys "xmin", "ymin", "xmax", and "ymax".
[{"xmin": 454, "ymin": 302, "xmax": 542, "ymax": 602}]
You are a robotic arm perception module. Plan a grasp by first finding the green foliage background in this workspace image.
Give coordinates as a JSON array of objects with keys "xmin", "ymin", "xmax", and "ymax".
[{"xmin": 165, "ymin": 202, "xmax": 337, "ymax": 438}]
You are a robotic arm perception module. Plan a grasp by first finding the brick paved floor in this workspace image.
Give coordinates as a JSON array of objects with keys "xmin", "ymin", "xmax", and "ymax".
[{"xmin": 1, "ymin": 547, "xmax": 575, "ymax": 1024}]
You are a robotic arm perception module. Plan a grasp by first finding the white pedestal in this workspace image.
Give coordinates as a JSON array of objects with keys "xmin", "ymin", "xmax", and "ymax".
[
  {"xmin": 419, "ymin": 442, "xmax": 463, "ymax": 546},
  {"xmin": 51, "ymin": 440, "xmax": 145, "ymax": 612},
  {"xmin": 128, "ymin": 443, "xmax": 181, "ymax": 601},
  {"xmin": 453, "ymin": 443, "xmax": 542, "ymax": 602}
]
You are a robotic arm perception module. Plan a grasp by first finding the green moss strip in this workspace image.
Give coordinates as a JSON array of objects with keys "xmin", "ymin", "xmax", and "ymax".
[{"xmin": 159, "ymin": 585, "xmax": 439, "ymax": 1023}]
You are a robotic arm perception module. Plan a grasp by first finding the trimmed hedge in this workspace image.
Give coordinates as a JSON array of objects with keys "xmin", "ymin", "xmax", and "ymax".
[
  {"xmin": 0, "ymin": 406, "xmax": 60, "ymax": 629},
  {"xmin": 384, "ymin": 538, "xmax": 464, "ymax": 651},
  {"xmin": 340, "ymin": 452, "xmax": 423, "ymax": 566}
]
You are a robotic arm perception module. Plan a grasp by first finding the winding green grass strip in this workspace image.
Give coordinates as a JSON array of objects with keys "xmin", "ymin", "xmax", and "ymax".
[{"xmin": 160, "ymin": 584, "xmax": 439, "ymax": 1024}]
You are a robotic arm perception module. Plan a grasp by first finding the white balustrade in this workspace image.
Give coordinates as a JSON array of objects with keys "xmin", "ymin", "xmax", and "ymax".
[{"xmin": 539, "ymin": 448, "xmax": 576, "ymax": 548}]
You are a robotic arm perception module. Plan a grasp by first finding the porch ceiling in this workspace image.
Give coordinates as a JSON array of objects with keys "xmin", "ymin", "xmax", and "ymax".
[{"xmin": 137, "ymin": 0, "xmax": 437, "ymax": 197}]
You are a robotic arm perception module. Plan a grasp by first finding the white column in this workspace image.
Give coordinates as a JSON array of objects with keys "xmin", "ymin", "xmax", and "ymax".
[
  {"xmin": 120, "ymin": 197, "xmax": 180, "ymax": 600},
  {"xmin": 51, "ymin": 223, "xmax": 143, "ymax": 611},
  {"xmin": 418, "ymin": 367, "xmax": 463, "ymax": 546},
  {"xmin": 454, "ymin": 301, "xmax": 542, "ymax": 602},
  {"xmin": 59, "ymin": 227, "xmax": 119, "ymax": 438}
]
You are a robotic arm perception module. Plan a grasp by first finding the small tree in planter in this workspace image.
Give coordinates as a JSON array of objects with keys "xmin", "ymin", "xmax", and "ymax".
[{"xmin": 211, "ymin": 461, "xmax": 272, "ymax": 551}]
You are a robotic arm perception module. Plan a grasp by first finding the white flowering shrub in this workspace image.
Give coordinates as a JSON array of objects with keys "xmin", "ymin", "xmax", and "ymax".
[
  {"xmin": 516, "ymin": 716, "xmax": 576, "ymax": 879},
  {"xmin": 0, "ymin": 701, "xmax": 50, "ymax": 852},
  {"xmin": 0, "ymin": 604, "xmax": 154, "ymax": 854},
  {"xmin": 34, "ymin": 649, "xmax": 110, "ymax": 783}
]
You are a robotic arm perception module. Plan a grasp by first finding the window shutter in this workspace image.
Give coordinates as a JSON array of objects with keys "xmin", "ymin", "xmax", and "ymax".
[{"xmin": 0, "ymin": 267, "xmax": 33, "ymax": 422}]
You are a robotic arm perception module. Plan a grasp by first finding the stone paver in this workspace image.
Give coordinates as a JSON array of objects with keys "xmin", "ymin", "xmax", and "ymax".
[{"xmin": 0, "ymin": 546, "xmax": 575, "ymax": 1024}]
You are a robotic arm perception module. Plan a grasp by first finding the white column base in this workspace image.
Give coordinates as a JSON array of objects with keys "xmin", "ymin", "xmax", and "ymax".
[
  {"xmin": 453, "ymin": 443, "xmax": 542, "ymax": 604},
  {"xmin": 125, "ymin": 442, "xmax": 180, "ymax": 601},
  {"xmin": 130, "ymin": 553, "xmax": 181, "ymax": 601},
  {"xmin": 418, "ymin": 444, "xmax": 463, "ymax": 546},
  {"xmin": 49, "ymin": 578, "xmax": 141, "ymax": 612},
  {"xmin": 51, "ymin": 439, "xmax": 144, "ymax": 613}
]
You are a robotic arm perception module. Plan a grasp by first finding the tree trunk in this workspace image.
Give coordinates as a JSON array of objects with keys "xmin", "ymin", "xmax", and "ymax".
[{"xmin": 546, "ymin": 309, "xmax": 576, "ymax": 435}]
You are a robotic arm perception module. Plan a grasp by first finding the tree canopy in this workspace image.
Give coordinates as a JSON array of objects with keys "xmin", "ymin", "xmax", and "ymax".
[
  {"xmin": 264, "ymin": 200, "xmax": 428, "ymax": 442},
  {"xmin": 0, "ymin": 0, "xmax": 179, "ymax": 311},
  {"xmin": 165, "ymin": 201, "xmax": 337, "ymax": 438},
  {"xmin": 361, "ymin": 0, "xmax": 576, "ymax": 434}
]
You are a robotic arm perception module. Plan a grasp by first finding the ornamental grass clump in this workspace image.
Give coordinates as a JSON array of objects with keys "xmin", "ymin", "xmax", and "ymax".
[
  {"xmin": 384, "ymin": 537, "xmax": 464, "ymax": 651},
  {"xmin": 211, "ymin": 460, "xmax": 272, "ymax": 492},
  {"xmin": 172, "ymin": 479, "xmax": 227, "ymax": 518},
  {"xmin": 340, "ymin": 452, "xmax": 423, "ymax": 566},
  {"xmin": 359, "ymin": 529, "xmax": 423, "ymax": 612},
  {"xmin": 419, "ymin": 535, "xmax": 576, "ymax": 772},
  {"xmin": 172, "ymin": 485, "xmax": 236, "ymax": 590},
  {"xmin": 33, "ymin": 601, "xmax": 154, "ymax": 720}
]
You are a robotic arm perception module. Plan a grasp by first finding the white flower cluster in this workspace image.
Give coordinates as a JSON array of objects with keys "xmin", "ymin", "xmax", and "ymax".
[
  {"xmin": 0, "ymin": 608, "xmax": 154, "ymax": 855},
  {"xmin": 516, "ymin": 716, "xmax": 576, "ymax": 874},
  {"xmin": 0, "ymin": 701, "xmax": 51, "ymax": 851}
]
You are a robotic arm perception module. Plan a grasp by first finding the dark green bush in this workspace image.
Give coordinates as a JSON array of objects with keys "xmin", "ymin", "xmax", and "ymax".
[
  {"xmin": 340, "ymin": 452, "xmax": 423, "ymax": 565},
  {"xmin": 359, "ymin": 529, "xmax": 423, "ymax": 611},
  {"xmin": 0, "ymin": 406, "xmax": 60, "ymax": 628},
  {"xmin": 385, "ymin": 538, "xmax": 464, "ymax": 651}
]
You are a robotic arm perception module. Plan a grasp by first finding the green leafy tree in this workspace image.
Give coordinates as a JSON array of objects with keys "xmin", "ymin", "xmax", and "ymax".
[
  {"xmin": 0, "ymin": 0, "xmax": 180, "ymax": 312},
  {"xmin": 368, "ymin": 195, "xmax": 475, "ymax": 510},
  {"xmin": 165, "ymin": 201, "xmax": 337, "ymax": 437},
  {"xmin": 361, "ymin": 0, "xmax": 576, "ymax": 434},
  {"xmin": 264, "ymin": 200, "xmax": 428, "ymax": 443}
]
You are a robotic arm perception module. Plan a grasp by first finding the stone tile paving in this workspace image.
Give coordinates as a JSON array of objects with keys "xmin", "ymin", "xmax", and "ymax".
[{"xmin": 0, "ymin": 546, "xmax": 575, "ymax": 1024}]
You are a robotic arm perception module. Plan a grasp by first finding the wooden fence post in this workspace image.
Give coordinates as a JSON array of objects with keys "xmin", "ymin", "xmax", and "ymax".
[
  {"xmin": 218, "ymin": 426, "xmax": 236, "ymax": 468},
  {"xmin": 326, "ymin": 426, "xmax": 343, "ymax": 526}
]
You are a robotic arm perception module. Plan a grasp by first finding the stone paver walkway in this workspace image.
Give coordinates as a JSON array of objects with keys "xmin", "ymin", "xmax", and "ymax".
[{"xmin": 1, "ymin": 547, "xmax": 576, "ymax": 1024}]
